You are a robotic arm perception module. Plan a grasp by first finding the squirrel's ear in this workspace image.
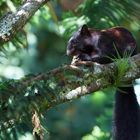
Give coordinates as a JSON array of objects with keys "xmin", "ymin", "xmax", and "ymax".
[{"xmin": 80, "ymin": 24, "xmax": 90, "ymax": 36}]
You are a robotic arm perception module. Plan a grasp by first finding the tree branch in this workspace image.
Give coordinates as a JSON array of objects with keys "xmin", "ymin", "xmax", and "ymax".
[
  {"xmin": 0, "ymin": 53, "xmax": 140, "ymax": 129},
  {"xmin": 0, "ymin": 0, "xmax": 49, "ymax": 44}
]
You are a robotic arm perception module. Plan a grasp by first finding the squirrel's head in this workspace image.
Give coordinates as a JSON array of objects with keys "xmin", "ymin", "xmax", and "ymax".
[{"xmin": 67, "ymin": 24, "xmax": 93, "ymax": 56}]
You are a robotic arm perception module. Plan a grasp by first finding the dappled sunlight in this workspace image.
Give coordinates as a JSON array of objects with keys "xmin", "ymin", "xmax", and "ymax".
[
  {"xmin": 82, "ymin": 126, "xmax": 110, "ymax": 140},
  {"xmin": 0, "ymin": 66, "xmax": 24, "ymax": 79},
  {"xmin": 134, "ymin": 79, "xmax": 140, "ymax": 104},
  {"xmin": 19, "ymin": 133, "xmax": 34, "ymax": 140}
]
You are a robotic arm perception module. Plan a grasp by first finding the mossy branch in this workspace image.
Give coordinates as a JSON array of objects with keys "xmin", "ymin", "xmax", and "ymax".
[{"xmin": 0, "ymin": 54, "xmax": 140, "ymax": 129}]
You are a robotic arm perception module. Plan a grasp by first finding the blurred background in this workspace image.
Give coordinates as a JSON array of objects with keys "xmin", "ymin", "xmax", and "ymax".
[{"xmin": 0, "ymin": 0, "xmax": 140, "ymax": 139}]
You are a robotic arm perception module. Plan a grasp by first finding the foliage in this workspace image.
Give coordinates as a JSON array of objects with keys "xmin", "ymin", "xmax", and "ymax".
[{"xmin": 0, "ymin": 0, "xmax": 140, "ymax": 140}]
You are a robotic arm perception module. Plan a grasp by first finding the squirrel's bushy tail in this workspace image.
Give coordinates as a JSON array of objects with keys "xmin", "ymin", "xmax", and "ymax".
[{"xmin": 113, "ymin": 86, "xmax": 140, "ymax": 140}]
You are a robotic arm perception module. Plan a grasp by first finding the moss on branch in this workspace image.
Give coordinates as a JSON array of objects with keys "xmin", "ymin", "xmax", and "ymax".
[{"xmin": 0, "ymin": 54, "xmax": 140, "ymax": 130}]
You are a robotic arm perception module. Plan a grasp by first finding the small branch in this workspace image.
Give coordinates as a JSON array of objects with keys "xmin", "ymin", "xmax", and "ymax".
[
  {"xmin": 32, "ymin": 110, "xmax": 44, "ymax": 140},
  {"xmin": 0, "ymin": 0, "xmax": 49, "ymax": 44}
]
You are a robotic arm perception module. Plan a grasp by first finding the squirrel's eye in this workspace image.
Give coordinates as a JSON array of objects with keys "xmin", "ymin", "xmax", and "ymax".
[{"xmin": 72, "ymin": 40, "xmax": 79, "ymax": 44}]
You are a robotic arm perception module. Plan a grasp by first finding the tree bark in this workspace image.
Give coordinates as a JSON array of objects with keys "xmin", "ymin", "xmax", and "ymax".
[
  {"xmin": 0, "ymin": 0, "xmax": 49, "ymax": 44},
  {"xmin": 0, "ymin": 53, "xmax": 140, "ymax": 130}
]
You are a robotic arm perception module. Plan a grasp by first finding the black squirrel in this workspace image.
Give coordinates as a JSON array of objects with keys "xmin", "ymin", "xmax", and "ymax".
[{"xmin": 67, "ymin": 24, "xmax": 140, "ymax": 140}]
